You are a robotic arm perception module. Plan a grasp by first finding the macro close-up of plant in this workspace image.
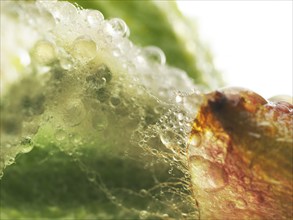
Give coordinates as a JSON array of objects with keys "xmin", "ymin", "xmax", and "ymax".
[{"xmin": 0, "ymin": 1, "xmax": 292, "ymax": 219}]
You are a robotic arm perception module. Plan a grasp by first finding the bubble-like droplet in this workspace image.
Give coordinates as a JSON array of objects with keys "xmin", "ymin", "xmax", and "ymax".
[
  {"xmin": 87, "ymin": 171, "xmax": 96, "ymax": 182},
  {"xmin": 40, "ymin": 10, "xmax": 55, "ymax": 30},
  {"xmin": 139, "ymin": 210, "xmax": 148, "ymax": 220},
  {"xmin": 108, "ymin": 18, "xmax": 130, "ymax": 37},
  {"xmin": 154, "ymin": 106, "xmax": 165, "ymax": 114},
  {"xmin": 188, "ymin": 135, "xmax": 201, "ymax": 150},
  {"xmin": 176, "ymin": 94, "xmax": 183, "ymax": 103},
  {"xmin": 177, "ymin": 112, "xmax": 184, "ymax": 121},
  {"xmin": 181, "ymin": 213, "xmax": 188, "ymax": 217},
  {"xmin": 34, "ymin": 1, "xmax": 56, "ymax": 29},
  {"xmin": 55, "ymin": 130, "xmax": 66, "ymax": 141},
  {"xmin": 20, "ymin": 137, "xmax": 34, "ymax": 153},
  {"xmin": 110, "ymin": 96, "xmax": 121, "ymax": 107},
  {"xmin": 142, "ymin": 46, "xmax": 166, "ymax": 65},
  {"xmin": 139, "ymin": 189, "xmax": 148, "ymax": 197},
  {"xmin": 160, "ymin": 130, "xmax": 179, "ymax": 149},
  {"xmin": 96, "ymin": 88, "xmax": 110, "ymax": 103},
  {"xmin": 182, "ymin": 92, "xmax": 203, "ymax": 115},
  {"xmin": 189, "ymin": 156, "xmax": 227, "ymax": 191},
  {"xmin": 92, "ymin": 111, "xmax": 108, "ymax": 131},
  {"xmin": 96, "ymin": 64, "xmax": 112, "ymax": 82},
  {"xmin": 63, "ymin": 100, "xmax": 86, "ymax": 127},
  {"xmin": 112, "ymin": 48, "xmax": 121, "ymax": 57},
  {"xmin": 49, "ymin": 1, "xmax": 77, "ymax": 22},
  {"xmin": 6, "ymin": 157, "xmax": 15, "ymax": 166},
  {"xmin": 86, "ymin": 73, "xmax": 106, "ymax": 89},
  {"xmin": 72, "ymin": 37, "xmax": 97, "ymax": 62},
  {"xmin": 33, "ymin": 40, "xmax": 56, "ymax": 65},
  {"xmin": 72, "ymin": 133, "xmax": 82, "ymax": 145},
  {"xmin": 60, "ymin": 57, "xmax": 73, "ymax": 70},
  {"xmin": 86, "ymin": 10, "xmax": 104, "ymax": 26},
  {"xmin": 162, "ymin": 214, "xmax": 169, "ymax": 218}
]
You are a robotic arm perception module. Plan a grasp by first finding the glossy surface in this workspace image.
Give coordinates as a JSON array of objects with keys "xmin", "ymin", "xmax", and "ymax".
[{"xmin": 188, "ymin": 88, "xmax": 293, "ymax": 219}]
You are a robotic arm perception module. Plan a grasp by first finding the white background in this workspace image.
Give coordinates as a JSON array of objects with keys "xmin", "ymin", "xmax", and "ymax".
[{"xmin": 177, "ymin": 1, "xmax": 292, "ymax": 99}]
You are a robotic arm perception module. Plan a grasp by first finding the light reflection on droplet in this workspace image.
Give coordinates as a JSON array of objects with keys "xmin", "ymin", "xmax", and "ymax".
[{"xmin": 142, "ymin": 46, "xmax": 166, "ymax": 65}]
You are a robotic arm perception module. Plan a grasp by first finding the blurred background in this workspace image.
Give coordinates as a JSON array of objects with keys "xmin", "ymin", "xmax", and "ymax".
[{"xmin": 177, "ymin": 1, "xmax": 292, "ymax": 98}]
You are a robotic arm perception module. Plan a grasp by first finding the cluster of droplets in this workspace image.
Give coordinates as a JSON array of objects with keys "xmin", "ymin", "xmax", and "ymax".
[{"xmin": 0, "ymin": 1, "xmax": 203, "ymax": 219}]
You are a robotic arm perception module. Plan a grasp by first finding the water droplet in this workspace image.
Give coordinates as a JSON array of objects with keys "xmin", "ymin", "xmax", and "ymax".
[
  {"xmin": 20, "ymin": 137, "xmax": 34, "ymax": 153},
  {"xmin": 139, "ymin": 210, "xmax": 148, "ymax": 220},
  {"xmin": 86, "ymin": 10, "xmax": 104, "ymax": 26},
  {"xmin": 112, "ymin": 48, "xmax": 121, "ymax": 57},
  {"xmin": 176, "ymin": 94, "xmax": 183, "ymax": 103},
  {"xmin": 72, "ymin": 37, "xmax": 97, "ymax": 62},
  {"xmin": 92, "ymin": 111, "xmax": 108, "ymax": 131},
  {"xmin": 142, "ymin": 46, "xmax": 166, "ymax": 65},
  {"xmin": 72, "ymin": 134, "xmax": 82, "ymax": 145},
  {"xmin": 33, "ymin": 40, "xmax": 56, "ymax": 65},
  {"xmin": 96, "ymin": 88, "xmax": 110, "ymax": 103},
  {"xmin": 50, "ymin": 1, "xmax": 77, "ymax": 22},
  {"xmin": 60, "ymin": 57, "xmax": 73, "ymax": 70},
  {"xmin": 109, "ymin": 18, "xmax": 129, "ymax": 37},
  {"xmin": 188, "ymin": 135, "xmax": 201, "ymax": 152},
  {"xmin": 172, "ymin": 156, "xmax": 179, "ymax": 162},
  {"xmin": 88, "ymin": 171, "xmax": 96, "ymax": 182},
  {"xmin": 86, "ymin": 74, "xmax": 107, "ymax": 90},
  {"xmin": 110, "ymin": 96, "xmax": 121, "ymax": 107},
  {"xmin": 55, "ymin": 130, "xmax": 66, "ymax": 141},
  {"xmin": 41, "ymin": 10, "xmax": 55, "ymax": 30},
  {"xmin": 110, "ymin": 196, "xmax": 116, "ymax": 202},
  {"xmin": 181, "ymin": 213, "xmax": 188, "ymax": 217},
  {"xmin": 162, "ymin": 214, "xmax": 169, "ymax": 218},
  {"xmin": 160, "ymin": 130, "xmax": 174, "ymax": 146},
  {"xmin": 154, "ymin": 106, "xmax": 165, "ymax": 114},
  {"xmin": 6, "ymin": 157, "xmax": 15, "ymax": 166},
  {"xmin": 189, "ymin": 156, "xmax": 228, "ymax": 191},
  {"xmin": 63, "ymin": 100, "xmax": 86, "ymax": 127},
  {"xmin": 96, "ymin": 64, "xmax": 112, "ymax": 82},
  {"xmin": 182, "ymin": 93, "xmax": 202, "ymax": 115},
  {"xmin": 177, "ymin": 112, "xmax": 184, "ymax": 121},
  {"xmin": 99, "ymin": 77, "xmax": 107, "ymax": 88},
  {"xmin": 140, "ymin": 189, "xmax": 148, "ymax": 197}
]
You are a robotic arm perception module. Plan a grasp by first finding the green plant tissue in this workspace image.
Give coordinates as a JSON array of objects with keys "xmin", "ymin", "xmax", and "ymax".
[{"xmin": 0, "ymin": 1, "xmax": 221, "ymax": 219}]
